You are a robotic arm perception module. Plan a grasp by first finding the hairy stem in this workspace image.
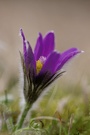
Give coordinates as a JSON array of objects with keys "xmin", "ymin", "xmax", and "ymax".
[{"xmin": 15, "ymin": 103, "xmax": 31, "ymax": 130}]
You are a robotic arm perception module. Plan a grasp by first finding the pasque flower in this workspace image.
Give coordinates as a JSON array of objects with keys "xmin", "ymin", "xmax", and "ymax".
[
  {"xmin": 20, "ymin": 29, "xmax": 82, "ymax": 104},
  {"xmin": 15, "ymin": 29, "xmax": 83, "ymax": 131}
]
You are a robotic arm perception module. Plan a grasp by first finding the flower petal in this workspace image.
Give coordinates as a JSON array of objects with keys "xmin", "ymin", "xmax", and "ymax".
[
  {"xmin": 34, "ymin": 33, "xmax": 43, "ymax": 60},
  {"xmin": 20, "ymin": 29, "xmax": 27, "ymax": 63},
  {"xmin": 20, "ymin": 29, "xmax": 36, "ymax": 74},
  {"xmin": 56, "ymin": 48, "xmax": 81, "ymax": 71},
  {"xmin": 20, "ymin": 28, "xmax": 25, "ymax": 41},
  {"xmin": 42, "ymin": 32, "xmax": 55, "ymax": 57},
  {"xmin": 27, "ymin": 41, "xmax": 36, "ymax": 74},
  {"xmin": 39, "ymin": 51, "xmax": 61, "ymax": 75}
]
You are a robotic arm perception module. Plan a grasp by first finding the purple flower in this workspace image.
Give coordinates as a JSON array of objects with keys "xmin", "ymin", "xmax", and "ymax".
[{"xmin": 20, "ymin": 29, "xmax": 82, "ymax": 104}]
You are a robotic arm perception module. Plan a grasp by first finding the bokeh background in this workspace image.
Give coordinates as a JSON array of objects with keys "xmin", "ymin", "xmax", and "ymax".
[{"xmin": 0, "ymin": 0, "xmax": 90, "ymax": 93}]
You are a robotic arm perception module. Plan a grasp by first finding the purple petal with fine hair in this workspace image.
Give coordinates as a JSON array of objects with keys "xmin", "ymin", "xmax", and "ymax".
[
  {"xmin": 59, "ymin": 48, "xmax": 78, "ymax": 58},
  {"xmin": 34, "ymin": 33, "xmax": 43, "ymax": 60},
  {"xmin": 56, "ymin": 48, "xmax": 81, "ymax": 71},
  {"xmin": 20, "ymin": 29, "xmax": 36, "ymax": 74},
  {"xmin": 26, "ymin": 41, "xmax": 36, "ymax": 74},
  {"xmin": 20, "ymin": 29, "xmax": 27, "ymax": 63},
  {"xmin": 42, "ymin": 32, "xmax": 55, "ymax": 57},
  {"xmin": 20, "ymin": 28, "xmax": 25, "ymax": 41},
  {"xmin": 39, "ymin": 51, "xmax": 61, "ymax": 75}
]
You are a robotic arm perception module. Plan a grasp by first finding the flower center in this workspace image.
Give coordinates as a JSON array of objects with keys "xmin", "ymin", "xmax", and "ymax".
[
  {"xmin": 36, "ymin": 56, "xmax": 46, "ymax": 74},
  {"xmin": 36, "ymin": 60, "xmax": 43, "ymax": 74}
]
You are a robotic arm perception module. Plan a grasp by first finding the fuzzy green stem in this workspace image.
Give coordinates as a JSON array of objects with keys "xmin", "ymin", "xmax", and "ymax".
[{"xmin": 16, "ymin": 103, "xmax": 31, "ymax": 130}]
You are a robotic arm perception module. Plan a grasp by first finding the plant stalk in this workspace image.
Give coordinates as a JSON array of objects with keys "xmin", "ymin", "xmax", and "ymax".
[{"xmin": 15, "ymin": 103, "xmax": 31, "ymax": 130}]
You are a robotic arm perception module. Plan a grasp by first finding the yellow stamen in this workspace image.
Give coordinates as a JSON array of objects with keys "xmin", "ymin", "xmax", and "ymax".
[{"xmin": 36, "ymin": 60, "xmax": 43, "ymax": 74}]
